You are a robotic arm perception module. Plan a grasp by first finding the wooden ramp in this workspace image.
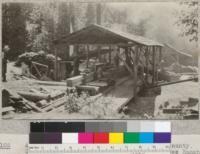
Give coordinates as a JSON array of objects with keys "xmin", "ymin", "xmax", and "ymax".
[{"xmin": 103, "ymin": 77, "xmax": 134, "ymax": 112}]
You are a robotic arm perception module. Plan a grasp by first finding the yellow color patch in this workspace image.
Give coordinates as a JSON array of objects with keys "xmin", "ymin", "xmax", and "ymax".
[{"xmin": 109, "ymin": 133, "xmax": 124, "ymax": 144}]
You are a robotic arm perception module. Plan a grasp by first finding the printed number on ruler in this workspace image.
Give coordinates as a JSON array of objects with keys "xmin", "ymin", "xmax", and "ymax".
[{"xmin": 28, "ymin": 144, "xmax": 171, "ymax": 154}]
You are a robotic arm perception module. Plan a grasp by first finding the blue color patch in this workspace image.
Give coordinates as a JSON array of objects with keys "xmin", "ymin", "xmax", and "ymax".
[{"xmin": 139, "ymin": 133, "xmax": 154, "ymax": 143}]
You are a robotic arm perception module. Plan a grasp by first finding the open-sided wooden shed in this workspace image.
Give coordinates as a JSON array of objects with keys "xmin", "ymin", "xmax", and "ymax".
[{"xmin": 54, "ymin": 24, "xmax": 163, "ymax": 98}]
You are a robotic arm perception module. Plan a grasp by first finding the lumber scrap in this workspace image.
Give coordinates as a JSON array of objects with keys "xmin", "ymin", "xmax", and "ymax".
[
  {"xmin": 43, "ymin": 97, "xmax": 66, "ymax": 112},
  {"xmin": 32, "ymin": 61, "xmax": 48, "ymax": 69},
  {"xmin": 87, "ymin": 81, "xmax": 108, "ymax": 87},
  {"xmin": 17, "ymin": 91, "xmax": 51, "ymax": 102},
  {"xmin": 34, "ymin": 80, "xmax": 66, "ymax": 86},
  {"xmin": 50, "ymin": 91, "xmax": 65, "ymax": 100},
  {"xmin": 29, "ymin": 88, "xmax": 44, "ymax": 94},
  {"xmin": 83, "ymin": 72, "xmax": 95, "ymax": 83},
  {"xmin": 2, "ymin": 106, "xmax": 15, "ymax": 113},
  {"xmin": 184, "ymin": 114, "xmax": 199, "ymax": 119},
  {"xmin": 37, "ymin": 100, "xmax": 48, "ymax": 107},
  {"xmin": 32, "ymin": 62, "xmax": 42, "ymax": 77},
  {"xmin": 66, "ymin": 75, "xmax": 83, "ymax": 87},
  {"xmin": 22, "ymin": 98, "xmax": 44, "ymax": 112},
  {"xmin": 40, "ymin": 87, "xmax": 52, "ymax": 93},
  {"xmin": 163, "ymin": 108, "xmax": 182, "ymax": 114}
]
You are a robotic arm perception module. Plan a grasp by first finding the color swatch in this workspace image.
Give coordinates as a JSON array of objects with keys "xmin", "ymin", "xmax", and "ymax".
[
  {"xmin": 124, "ymin": 132, "xmax": 139, "ymax": 143},
  {"xmin": 109, "ymin": 133, "xmax": 124, "ymax": 144},
  {"xmin": 94, "ymin": 133, "xmax": 109, "ymax": 143},
  {"xmin": 29, "ymin": 121, "xmax": 171, "ymax": 144}
]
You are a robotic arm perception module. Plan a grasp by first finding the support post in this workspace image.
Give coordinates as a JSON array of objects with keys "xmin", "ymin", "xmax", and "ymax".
[
  {"xmin": 54, "ymin": 46, "xmax": 58, "ymax": 81},
  {"xmin": 86, "ymin": 45, "xmax": 89, "ymax": 68},
  {"xmin": 152, "ymin": 46, "xmax": 156, "ymax": 85},
  {"xmin": 159, "ymin": 47, "xmax": 162, "ymax": 62},
  {"xmin": 109, "ymin": 45, "xmax": 112, "ymax": 64},
  {"xmin": 73, "ymin": 45, "xmax": 80, "ymax": 76},
  {"xmin": 145, "ymin": 47, "xmax": 149, "ymax": 84},
  {"xmin": 133, "ymin": 46, "xmax": 139, "ymax": 100}
]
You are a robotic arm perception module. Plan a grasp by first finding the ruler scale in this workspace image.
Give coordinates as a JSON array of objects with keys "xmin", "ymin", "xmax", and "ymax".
[{"xmin": 28, "ymin": 144, "xmax": 171, "ymax": 154}]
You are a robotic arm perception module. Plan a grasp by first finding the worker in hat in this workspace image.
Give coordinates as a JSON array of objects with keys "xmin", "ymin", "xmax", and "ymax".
[{"xmin": 2, "ymin": 45, "xmax": 10, "ymax": 82}]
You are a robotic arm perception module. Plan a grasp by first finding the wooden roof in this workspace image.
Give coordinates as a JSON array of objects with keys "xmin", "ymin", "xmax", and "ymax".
[
  {"xmin": 164, "ymin": 43, "xmax": 192, "ymax": 58},
  {"xmin": 55, "ymin": 24, "xmax": 163, "ymax": 47}
]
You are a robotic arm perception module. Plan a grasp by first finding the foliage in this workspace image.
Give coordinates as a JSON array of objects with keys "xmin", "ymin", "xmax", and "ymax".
[
  {"xmin": 176, "ymin": 1, "xmax": 198, "ymax": 42},
  {"xmin": 65, "ymin": 89, "xmax": 88, "ymax": 113},
  {"xmin": 2, "ymin": 3, "xmax": 30, "ymax": 60},
  {"xmin": 15, "ymin": 51, "xmax": 61, "ymax": 69},
  {"xmin": 85, "ymin": 3, "xmax": 96, "ymax": 26},
  {"xmin": 27, "ymin": 3, "xmax": 56, "ymax": 53}
]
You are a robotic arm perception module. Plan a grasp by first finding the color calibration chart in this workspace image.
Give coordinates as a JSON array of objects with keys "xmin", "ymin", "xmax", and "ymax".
[{"xmin": 28, "ymin": 121, "xmax": 171, "ymax": 154}]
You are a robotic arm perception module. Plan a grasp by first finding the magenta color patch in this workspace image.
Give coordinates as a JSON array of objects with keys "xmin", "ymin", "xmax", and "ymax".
[{"xmin": 78, "ymin": 133, "xmax": 93, "ymax": 143}]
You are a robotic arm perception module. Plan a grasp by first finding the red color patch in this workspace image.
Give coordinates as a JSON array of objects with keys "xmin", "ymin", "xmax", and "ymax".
[{"xmin": 93, "ymin": 133, "xmax": 109, "ymax": 143}]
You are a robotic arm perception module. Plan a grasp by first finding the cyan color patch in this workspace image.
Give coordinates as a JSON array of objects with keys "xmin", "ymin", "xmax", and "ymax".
[{"xmin": 139, "ymin": 133, "xmax": 154, "ymax": 143}]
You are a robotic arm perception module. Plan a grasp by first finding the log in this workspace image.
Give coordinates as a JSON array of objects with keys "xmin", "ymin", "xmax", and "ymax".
[
  {"xmin": 17, "ymin": 91, "xmax": 51, "ymax": 102},
  {"xmin": 66, "ymin": 75, "xmax": 83, "ymax": 87}
]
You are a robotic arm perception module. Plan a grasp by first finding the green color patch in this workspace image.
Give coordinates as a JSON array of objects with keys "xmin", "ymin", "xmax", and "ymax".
[{"xmin": 124, "ymin": 132, "xmax": 139, "ymax": 143}]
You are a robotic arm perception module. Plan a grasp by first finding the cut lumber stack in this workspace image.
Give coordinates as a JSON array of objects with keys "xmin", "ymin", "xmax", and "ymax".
[
  {"xmin": 84, "ymin": 72, "xmax": 95, "ymax": 83},
  {"xmin": 76, "ymin": 85, "xmax": 100, "ymax": 96},
  {"xmin": 66, "ymin": 75, "xmax": 83, "ymax": 87}
]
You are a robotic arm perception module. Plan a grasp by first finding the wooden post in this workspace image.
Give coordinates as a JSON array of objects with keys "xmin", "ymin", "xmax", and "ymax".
[
  {"xmin": 145, "ymin": 47, "xmax": 149, "ymax": 84},
  {"xmin": 159, "ymin": 47, "xmax": 162, "ymax": 62},
  {"xmin": 155, "ymin": 46, "xmax": 158, "ymax": 83},
  {"xmin": 133, "ymin": 46, "xmax": 139, "ymax": 100},
  {"xmin": 152, "ymin": 46, "xmax": 156, "ymax": 85},
  {"xmin": 109, "ymin": 45, "xmax": 112, "ymax": 64},
  {"xmin": 73, "ymin": 45, "xmax": 80, "ymax": 76},
  {"xmin": 54, "ymin": 46, "xmax": 58, "ymax": 81},
  {"xmin": 86, "ymin": 45, "xmax": 89, "ymax": 68},
  {"xmin": 98, "ymin": 47, "xmax": 101, "ymax": 62}
]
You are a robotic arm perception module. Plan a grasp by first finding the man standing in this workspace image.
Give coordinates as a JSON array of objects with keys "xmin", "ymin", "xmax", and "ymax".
[{"xmin": 2, "ymin": 45, "xmax": 10, "ymax": 82}]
